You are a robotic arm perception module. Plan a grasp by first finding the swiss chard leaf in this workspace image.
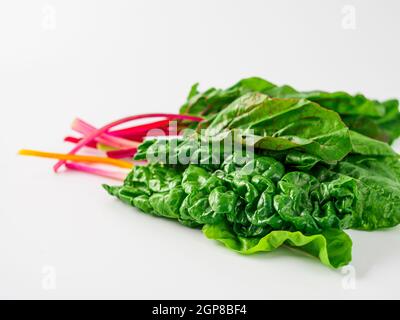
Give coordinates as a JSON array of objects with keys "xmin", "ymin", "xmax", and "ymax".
[
  {"xmin": 202, "ymin": 221, "xmax": 352, "ymax": 268},
  {"xmin": 181, "ymin": 77, "xmax": 400, "ymax": 143},
  {"xmin": 129, "ymin": 133, "xmax": 400, "ymax": 232},
  {"xmin": 104, "ymin": 160, "xmax": 354, "ymax": 268},
  {"xmin": 349, "ymin": 130, "xmax": 398, "ymax": 157},
  {"xmin": 180, "ymin": 77, "xmax": 276, "ymax": 117},
  {"xmin": 317, "ymin": 155, "xmax": 400, "ymax": 230},
  {"xmin": 105, "ymin": 149, "xmax": 362, "ymax": 268},
  {"xmin": 205, "ymin": 92, "xmax": 352, "ymax": 162}
]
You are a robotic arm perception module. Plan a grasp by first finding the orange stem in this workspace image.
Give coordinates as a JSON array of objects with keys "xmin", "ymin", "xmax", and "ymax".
[{"xmin": 18, "ymin": 149, "xmax": 133, "ymax": 169}]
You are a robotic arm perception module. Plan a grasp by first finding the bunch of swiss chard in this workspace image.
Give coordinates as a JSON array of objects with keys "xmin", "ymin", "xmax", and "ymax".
[{"xmin": 21, "ymin": 77, "xmax": 400, "ymax": 268}]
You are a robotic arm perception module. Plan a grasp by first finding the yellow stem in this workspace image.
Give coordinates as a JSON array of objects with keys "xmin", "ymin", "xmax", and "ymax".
[{"xmin": 18, "ymin": 149, "xmax": 133, "ymax": 169}]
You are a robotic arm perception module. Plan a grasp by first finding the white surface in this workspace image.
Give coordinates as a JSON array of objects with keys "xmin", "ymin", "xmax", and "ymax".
[{"xmin": 1, "ymin": 0, "xmax": 400, "ymax": 299}]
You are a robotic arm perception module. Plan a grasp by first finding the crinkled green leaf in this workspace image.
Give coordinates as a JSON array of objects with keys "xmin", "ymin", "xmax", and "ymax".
[
  {"xmin": 319, "ymin": 155, "xmax": 400, "ymax": 230},
  {"xmin": 274, "ymin": 172, "xmax": 323, "ymax": 234},
  {"xmin": 105, "ymin": 151, "xmax": 360, "ymax": 267}
]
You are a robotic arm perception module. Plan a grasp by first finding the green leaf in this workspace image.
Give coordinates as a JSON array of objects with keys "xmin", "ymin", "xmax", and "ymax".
[
  {"xmin": 180, "ymin": 77, "xmax": 276, "ymax": 117},
  {"xmin": 105, "ymin": 153, "xmax": 359, "ymax": 267},
  {"xmin": 209, "ymin": 186, "xmax": 238, "ymax": 214},
  {"xmin": 181, "ymin": 77, "xmax": 400, "ymax": 143},
  {"xmin": 149, "ymin": 188, "xmax": 186, "ymax": 219},
  {"xmin": 316, "ymin": 155, "xmax": 400, "ymax": 230},
  {"xmin": 285, "ymin": 151, "xmax": 324, "ymax": 170},
  {"xmin": 231, "ymin": 77, "xmax": 277, "ymax": 92},
  {"xmin": 202, "ymin": 222, "xmax": 352, "ymax": 268},
  {"xmin": 349, "ymin": 130, "xmax": 398, "ymax": 156},
  {"xmin": 293, "ymin": 91, "xmax": 386, "ymax": 117},
  {"xmin": 206, "ymin": 92, "xmax": 352, "ymax": 162},
  {"xmin": 274, "ymin": 172, "xmax": 323, "ymax": 234}
]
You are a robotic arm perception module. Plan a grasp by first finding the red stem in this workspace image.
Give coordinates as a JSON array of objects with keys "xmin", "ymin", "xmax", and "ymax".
[
  {"xmin": 108, "ymin": 119, "xmax": 171, "ymax": 138},
  {"xmin": 64, "ymin": 136, "xmax": 97, "ymax": 149},
  {"xmin": 106, "ymin": 148, "xmax": 137, "ymax": 159}
]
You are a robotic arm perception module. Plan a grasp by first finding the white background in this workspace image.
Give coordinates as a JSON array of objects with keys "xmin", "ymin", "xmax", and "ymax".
[{"xmin": 1, "ymin": 0, "xmax": 399, "ymax": 299}]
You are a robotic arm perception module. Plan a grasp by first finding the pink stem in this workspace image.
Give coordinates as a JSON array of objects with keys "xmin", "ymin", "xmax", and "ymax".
[
  {"xmin": 72, "ymin": 118, "xmax": 139, "ymax": 149},
  {"xmin": 65, "ymin": 162, "xmax": 127, "ymax": 181},
  {"xmin": 54, "ymin": 113, "xmax": 203, "ymax": 172}
]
